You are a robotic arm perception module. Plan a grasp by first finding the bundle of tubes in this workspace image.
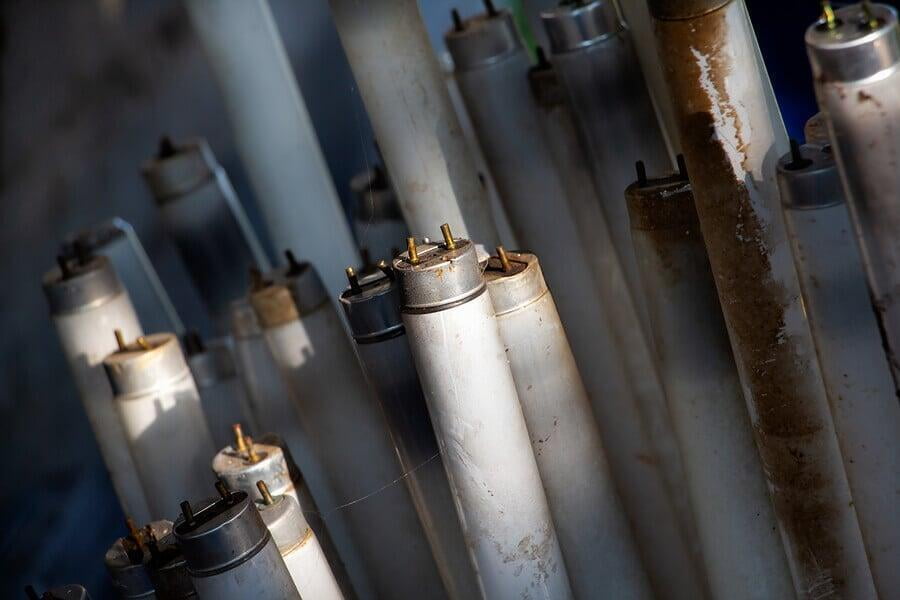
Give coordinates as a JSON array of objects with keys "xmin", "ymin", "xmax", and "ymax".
[{"xmin": 35, "ymin": 0, "xmax": 899, "ymax": 598}]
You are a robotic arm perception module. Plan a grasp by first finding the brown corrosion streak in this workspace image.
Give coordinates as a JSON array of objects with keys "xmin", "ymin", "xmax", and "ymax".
[{"xmin": 655, "ymin": 8, "xmax": 846, "ymax": 593}]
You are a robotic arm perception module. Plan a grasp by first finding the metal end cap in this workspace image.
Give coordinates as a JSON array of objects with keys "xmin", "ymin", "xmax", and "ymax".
[
  {"xmin": 186, "ymin": 340, "xmax": 237, "ymax": 388},
  {"xmin": 804, "ymin": 112, "xmax": 831, "ymax": 147},
  {"xmin": 806, "ymin": 3, "xmax": 899, "ymax": 82},
  {"xmin": 103, "ymin": 333, "xmax": 189, "ymax": 397},
  {"xmin": 646, "ymin": 0, "xmax": 732, "ymax": 21},
  {"xmin": 393, "ymin": 239, "xmax": 485, "ymax": 312},
  {"xmin": 229, "ymin": 298, "xmax": 261, "ymax": 339},
  {"xmin": 104, "ymin": 520, "xmax": 173, "ymax": 597},
  {"xmin": 340, "ymin": 271, "xmax": 404, "ymax": 341},
  {"xmin": 255, "ymin": 494, "xmax": 308, "ymax": 552},
  {"xmin": 484, "ymin": 252, "xmax": 549, "ymax": 316},
  {"xmin": 249, "ymin": 284, "xmax": 299, "ymax": 329},
  {"xmin": 625, "ymin": 174, "xmax": 698, "ymax": 231},
  {"xmin": 43, "ymin": 255, "xmax": 123, "ymax": 315},
  {"xmin": 174, "ymin": 492, "xmax": 270, "ymax": 576},
  {"xmin": 541, "ymin": 0, "xmax": 624, "ymax": 54},
  {"xmin": 141, "ymin": 137, "xmax": 218, "ymax": 203},
  {"xmin": 445, "ymin": 9, "xmax": 521, "ymax": 70},
  {"xmin": 212, "ymin": 443, "xmax": 293, "ymax": 498},
  {"xmin": 271, "ymin": 262, "xmax": 328, "ymax": 315},
  {"xmin": 777, "ymin": 144, "xmax": 844, "ymax": 209}
]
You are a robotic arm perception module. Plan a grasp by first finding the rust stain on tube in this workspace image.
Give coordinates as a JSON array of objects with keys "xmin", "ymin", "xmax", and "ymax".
[{"xmin": 655, "ymin": 5, "xmax": 847, "ymax": 594}]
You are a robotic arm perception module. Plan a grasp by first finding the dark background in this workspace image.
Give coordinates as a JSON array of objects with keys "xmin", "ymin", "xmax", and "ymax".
[{"xmin": 0, "ymin": 0, "xmax": 827, "ymax": 596}]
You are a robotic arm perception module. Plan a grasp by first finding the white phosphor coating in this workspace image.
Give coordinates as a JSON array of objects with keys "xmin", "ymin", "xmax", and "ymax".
[
  {"xmin": 44, "ymin": 256, "xmax": 152, "ymax": 524},
  {"xmin": 104, "ymin": 333, "xmax": 217, "ymax": 520},
  {"xmin": 396, "ymin": 239, "xmax": 573, "ymax": 600},
  {"xmin": 485, "ymin": 251, "xmax": 653, "ymax": 599}
]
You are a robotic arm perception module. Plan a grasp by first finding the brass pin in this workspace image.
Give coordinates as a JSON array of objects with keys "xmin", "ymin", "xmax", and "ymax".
[
  {"xmin": 496, "ymin": 246, "xmax": 512, "ymax": 273},
  {"xmin": 862, "ymin": 1, "xmax": 879, "ymax": 30},
  {"xmin": 257, "ymin": 480, "xmax": 275, "ymax": 505},
  {"xmin": 822, "ymin": 1, "xmax": 838, "ymax": 29},
  {"xmin": 233, "ymin": 423, "xmax": 248, "ymax": 454},
  {"xmin": 125, "ymin": 517, "xmax": 144, "ymax": 547},
  {"xmin": 215, "ymin": 479, "xmax": 230, "ymax": 499},
  {"xmin": 407, "ymin": 237, "xmax": 420, "ymax": 264},
  {"xmin": 246, "ymin": 436, "xmax": 260, "ymax": 463},
  {"xmin": 136, "ymin": 336, "xmax": 152, "ymax": 351},
  {"xmin": 377, "ymin": 259, "xmax": 394, "ymax": 280},
  {"xmin": 346, "ymin": 266, "xmax": 362, "ymax": 294},
  {"xmin": 114, "ymin": 329, "xmax": 126, "ymax": 351},
  {"xmin": 440, "ymin": 223, "xmax": 457, "ymax": 250}
]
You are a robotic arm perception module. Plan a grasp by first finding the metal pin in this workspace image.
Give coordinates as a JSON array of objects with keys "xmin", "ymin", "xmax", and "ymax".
[
  {"xmin": 180, "ymin": 501, "xmax": 194, "ymax": 524},
  {"xmin": 821, "ymin": 1, "xmax": 838, "ymax": 30},
  {"xmin": 635, "ymin": 160, "xmax": 647, "ymax": 186},
  {"xmin": 407, "ymin": 237, "xmax": 420, "ymax": 264},
  {"xmin": 787, "ymin": 139, "xmax": 812, "ymax": 170},
  {"xmin": 124, "ymin": 537, "xmax": 144, "ymax": 565},
  {"xmin": 157, "ymin": 136, "xmax": 177, "ymax": 159},
  {"xmin": 245, "ymin": 436, "xmax": 260, "ymax": 463},
  {"xmin": 346, "ymin": 266, "xmax": 362, "ymax": 294},
  {"xmin": 72, "ymin": 239, "xmax": 91, "ymax": 266},
  {"xmin": 257, "ymin": 480, "xmax": 275, "ymax": 506},
  {"xmin": 183, "ymin": 330, "xmax": 204, "ymax": 355},
  {"xmin": 440, "ymin": 223, "xmax": 457, "ymax": 250},
  {"xmin": 676, "ymin": 154, "xmax": 689, "ymax": 180},
  {"xmin": 377, "ymin": 259, "xmax": 394, "ymax": 280},
  {"xmin": 126, "ymin": 517, "xmax": 143, "ymax": 547},
  {"xmin": 285, "ymin": 249, "xmax": 302, "ymax": 275},
  {"xmin": 497, "ymin": 246, "xmax": 512, "ymax": 273},
  {"xmin": 484, "ymin": 0, "xmax": 498, "ymax": 17},
  {"xmin": 56, "ymin": 255, "xmax": 72, "ymax": 279},
  {"xmin": 233, "ymin": 424, "xmax": 248, "ymax": 454},
  {"xmin": 861, "ymin": 1, "xmax": 879, "ymax": 30},
  {"xmin": 215, "ymin": 479, "xmax": 230, "ymax": 499},
  {"xmin": 452, "ymin": 8, "xmax": 464, "ymax": 32},
  {"xmin": 535, "ymin": 46, "xmax": 550, "ymax": 69},
  {"xmin": 136, "ymin": 336, "xmax": 152, "ymax": 351},
  {"xmin": 249, "ymin": 266, "xmax": 265, "ymax": 291},
  {"xmin": 115, "ymin": 329, "xmax": 127, "ymax": 352}
]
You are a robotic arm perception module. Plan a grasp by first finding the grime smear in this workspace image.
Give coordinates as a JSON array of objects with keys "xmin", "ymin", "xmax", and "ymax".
[
  {"xmin": 491, "ymin": 526, "xmax": 559, "ymax": 599},
  {"xmin": 661, "ymin": 5, "xmax": 856, "ymax": 591}
]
